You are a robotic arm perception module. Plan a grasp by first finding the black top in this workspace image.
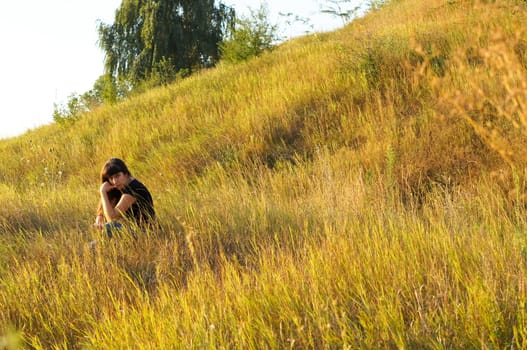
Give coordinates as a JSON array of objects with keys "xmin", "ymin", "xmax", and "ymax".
[{"xmin": 122, "ymin": 179, "xmax": 155, "ymax": 225}]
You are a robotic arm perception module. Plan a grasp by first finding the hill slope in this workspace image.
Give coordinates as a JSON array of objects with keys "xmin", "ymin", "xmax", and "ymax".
[
  {"xmin": 2, "ymin": 0, "xmax": 522, "ymax": 230},
  {"xmin": 1, "ymin": 0, "xmax": 527, "ymax": 348}
]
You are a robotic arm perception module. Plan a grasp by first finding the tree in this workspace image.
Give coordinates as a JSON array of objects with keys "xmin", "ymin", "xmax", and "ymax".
[
  {"xmin": 321, "ymin": 0, "xmax": 390, "ymax": 26},
  {"xmin": 81, "ymin": 73, "xmax": 133, "ymax": 107},
  {"xmin": 52, "ymin": 93, "xmax": 88, "ymax": 125},
  {"xmin": 219, "ymin": 4, "xmax": 279, "ymax": 63},
  {"xmin": 367, "ymin": 0, "xmax": 390, "ymax": 11},
  {"xmin": 321, "ymin": 0, "xmax": 361, "ymax": 25},
  {"xmin": 278, "ymin": 12, "xmax": 314, "ymax": 39},
  {"xmin": 52, "ymin": 73, "xmax": 131, "ymax": 124},
  {"xmin": 98, "ymin": 0, "xmax": 235, "ymax": 87}
]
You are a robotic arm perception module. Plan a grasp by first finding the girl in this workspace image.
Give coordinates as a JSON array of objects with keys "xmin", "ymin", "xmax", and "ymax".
[{"xmin": 94, "ymin": 158, "xmax": 155, "ymax": 237}]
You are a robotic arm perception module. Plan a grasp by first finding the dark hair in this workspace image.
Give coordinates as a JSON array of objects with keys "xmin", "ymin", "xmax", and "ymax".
[{"xmin": 100, "ymin": 158, "xmax": 131, "ymax": 183}]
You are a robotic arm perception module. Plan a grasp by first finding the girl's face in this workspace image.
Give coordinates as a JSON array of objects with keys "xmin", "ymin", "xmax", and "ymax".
[{"xmin": 108, "ymin": 172, "xmax": 130, "ymax": 190}]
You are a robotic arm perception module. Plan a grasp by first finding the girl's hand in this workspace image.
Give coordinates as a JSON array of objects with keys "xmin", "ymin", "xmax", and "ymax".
[
  {"xmin": 93, "ymin": 215, "xmax": 104, "ymax": 229},
  {"xmin": 100, "ymin": 181, "xmax": 115, "ymax": 194}
]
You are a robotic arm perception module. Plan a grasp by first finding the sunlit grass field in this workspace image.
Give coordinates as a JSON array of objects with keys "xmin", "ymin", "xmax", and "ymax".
[{"xmin": 1, "ymin": 0, "xmax": 527, "ymax": 348}]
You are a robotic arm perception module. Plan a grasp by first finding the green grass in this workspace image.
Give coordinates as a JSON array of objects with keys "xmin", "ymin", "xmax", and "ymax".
[{"xmin": 1, "ymin": 0, "xmax": 527, "ymax": 348}]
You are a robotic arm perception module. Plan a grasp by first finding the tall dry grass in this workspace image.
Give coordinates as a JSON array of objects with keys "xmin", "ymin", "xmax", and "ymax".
[{"xmin": 1, "ymin": 0, "xmax": 527, "ymax": 348}]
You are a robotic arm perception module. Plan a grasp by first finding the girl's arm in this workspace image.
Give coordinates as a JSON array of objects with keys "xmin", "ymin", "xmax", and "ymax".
[
  {"xmin": 100, "ymin": 182, "xmax": 136, "ymax": 221},
  {"xmin": 93, "ymin": 214, "xmax": 105, "ymax": 229},
  {"xmin": 94, "ymin": 192, "xmax": 117, "ymax": 228}
]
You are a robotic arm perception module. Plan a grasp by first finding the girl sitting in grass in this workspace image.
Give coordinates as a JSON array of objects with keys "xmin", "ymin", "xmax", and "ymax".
[{"xmin": 93, "ymin": 158, "xmax": 155, "ymax": 237}]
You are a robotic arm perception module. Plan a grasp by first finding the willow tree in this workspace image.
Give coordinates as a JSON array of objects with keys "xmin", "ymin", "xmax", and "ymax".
[{"xmin": 98, "ymin": 0, "xmax": 235, "ymax": 86}]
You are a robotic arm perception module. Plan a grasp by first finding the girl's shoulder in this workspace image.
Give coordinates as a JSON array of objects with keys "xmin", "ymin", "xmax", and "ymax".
[{"xmin": 125, "ymin": 179, "xmax": 151, "ymax": 195}]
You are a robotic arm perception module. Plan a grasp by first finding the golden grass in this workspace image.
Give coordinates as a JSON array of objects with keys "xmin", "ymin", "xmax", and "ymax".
[{"xmin": 1, "ymin": 0, "xmax": 527, "ymax": 348}]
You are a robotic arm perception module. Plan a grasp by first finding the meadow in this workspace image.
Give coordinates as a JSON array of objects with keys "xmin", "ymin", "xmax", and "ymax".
[{"xmin": 1, "ymin": 0, "xmax": 527, "ymax": 348}]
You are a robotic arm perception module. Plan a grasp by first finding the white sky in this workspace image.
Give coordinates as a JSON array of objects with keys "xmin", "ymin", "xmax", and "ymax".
[{"xmin": 0, "ymin": 0, "xmax": 357, "ymax": 139}]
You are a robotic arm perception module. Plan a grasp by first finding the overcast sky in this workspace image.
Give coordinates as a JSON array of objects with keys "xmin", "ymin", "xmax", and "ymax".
[{"xmin": 0, "ymin": 0, "xmax": 358, "ymax": 139}]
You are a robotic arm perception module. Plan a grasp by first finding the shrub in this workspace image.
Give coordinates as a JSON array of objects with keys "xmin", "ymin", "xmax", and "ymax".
[{"xmin": 220, "ymin": 4, "xmax": 279, "ymax": 63}]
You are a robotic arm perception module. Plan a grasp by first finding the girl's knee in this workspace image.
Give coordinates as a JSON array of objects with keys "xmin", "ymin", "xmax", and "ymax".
[{"xmin": 104, "ymin": 222, "xmax": 122, "ymax": 238}]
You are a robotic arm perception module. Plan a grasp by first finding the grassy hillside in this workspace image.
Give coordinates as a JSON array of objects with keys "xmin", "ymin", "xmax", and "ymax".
[{"xmin": 1, "ymin": 0, "xmax": 527, "ymax": 348}]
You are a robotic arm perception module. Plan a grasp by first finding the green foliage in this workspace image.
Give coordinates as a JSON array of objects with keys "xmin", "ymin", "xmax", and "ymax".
[
  {"xmin": 52, "ymin": 74, "xmax": 128, "ymax": 125},
  {"xmin": 219, "ymin": 4, "xmax": 279, "ymax": 63},
  {"xmin": 134, "ymin": 57, "xmax": 191, "ymax": 93},
  {"xmin": 98, "ymin": 0, "xmax": 235, "ymax": 87},
  {"xmin": 52, "ymin": 93, "xmax": 86, "ymax": 125},
  {"xmin": 87, "ymin": 73, "xmax": 128, "ymax": 105}
]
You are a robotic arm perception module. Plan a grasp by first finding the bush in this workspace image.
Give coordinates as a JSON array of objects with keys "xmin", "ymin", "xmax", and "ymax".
[{"xmin": 220, "ymin": 5, "xmax": 279, "ymax": 63}]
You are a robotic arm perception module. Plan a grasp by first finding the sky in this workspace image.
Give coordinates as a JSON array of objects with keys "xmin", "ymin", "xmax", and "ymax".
[{"xmin": 0, "ymin": 0, "xmax": 357, "ymax": 139}]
